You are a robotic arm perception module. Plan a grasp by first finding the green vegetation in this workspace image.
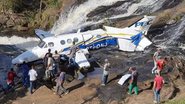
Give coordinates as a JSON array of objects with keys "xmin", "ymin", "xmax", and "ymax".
[
  {"xmin": 165, "ymin": 99, "xmax": 185, "ymax": 104},
  {"xmin": 0, "ymin": 0, "xmax": 63, "ymax": 31}
]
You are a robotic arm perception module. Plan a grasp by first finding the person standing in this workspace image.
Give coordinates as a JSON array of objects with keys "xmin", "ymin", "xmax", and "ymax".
[
  {"xmin": 7, "ymin": 68, "xmax": 17, "ymax": 90},
  {"xmin": 153, "ymin": 70, "xmax": 165, "ymax": 104},
  {"xmin": 128, "ymin": 67, "xmax": 139, "ymax": 95},
  {"xmin": 53, "ymin": 50, "xmax": 60, "ymax": 74},
  {"xmin": 55, "ymin": 69, "xmax": 69, "ymax": 97},
  {"xmin": 20, "ymin": 61, "xmax": 30, "ymax": 88},
  {"xmin": 152, "ymin": 48, "xmax": 162, "ymax": 74},
  {"xmin": 44, "ymin": 49, "xmax": 52, "ymax": 68},
  {"xmin": 68, "ymin": 41, "xmax": 79, "ymax": 65},
  {"xmin": 101, "ymin": 59, "xmax": 110, "ymax": 86},
  {"xmin": 46, "ymin": 54, "xmax": 54, "ymax": 79},
  {"xmin": 28, "ymin": 65, "xmax": 38, "ymax": 94}
]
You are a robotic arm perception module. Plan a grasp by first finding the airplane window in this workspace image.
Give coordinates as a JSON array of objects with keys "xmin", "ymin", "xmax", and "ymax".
[
  {"xmin": 60, "ymin": 40, "xmax": 65, "ymax": 45},
  {"xmin": 73, "ymin": 37, "xmax": 79, "ymax": 42},
  {"xmin": 48, "ymin": 42, "xmax": 54, "ymax": 47},
  {"xmin": 67, "ymin": 39, "xmax": 72, "ymax": 44},
  {"xmin": 38, "ymin": 41, "xmax": 46, "ymax": 48}
]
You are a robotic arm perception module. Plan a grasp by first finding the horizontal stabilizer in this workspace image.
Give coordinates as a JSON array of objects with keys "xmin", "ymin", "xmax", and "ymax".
[
  {"xmin": 118, "ymin": 38, "xmax": 136, "ymax": 52},
  {"xmin": 135, "ymin": 37, "xmax": 152, "ymax": 51},
  {"xmin": 117, "ymin": 36, "xmax": 152, "ymax": 51}
]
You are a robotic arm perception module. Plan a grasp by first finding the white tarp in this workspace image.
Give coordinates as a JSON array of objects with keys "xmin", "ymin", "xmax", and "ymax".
[{"xmin": 118, "ymin": 74, "xmax": 131, "ymax": 85}]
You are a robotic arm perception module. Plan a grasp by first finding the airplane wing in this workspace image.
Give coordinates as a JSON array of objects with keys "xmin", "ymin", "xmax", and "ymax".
[
  {"xmin": 35, "ymin": 29, "xmax": 53, "ymax": 40},
  {"xmin": 74, "ymin": 49, "xmax": 90, "ymax": 68}
]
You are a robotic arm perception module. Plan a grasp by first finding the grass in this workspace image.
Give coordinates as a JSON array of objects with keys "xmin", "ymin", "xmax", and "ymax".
[{"xmin": 165, "ymin": 99, "xmax": 185, "ymax": 104}]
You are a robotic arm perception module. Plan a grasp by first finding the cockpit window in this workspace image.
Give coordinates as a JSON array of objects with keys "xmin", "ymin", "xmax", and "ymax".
[
  {"xmin": 38, "ymin": 41, "xmax": 46, "ymax": 48},
  {"xmin": 48, "ymin": 42, "xmax": 54, "ymax": 47}
]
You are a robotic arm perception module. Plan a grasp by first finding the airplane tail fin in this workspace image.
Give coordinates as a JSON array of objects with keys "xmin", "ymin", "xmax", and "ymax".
[{"xmin": 128, "ymin": 15, "xmax": 156, "ymax": 35}]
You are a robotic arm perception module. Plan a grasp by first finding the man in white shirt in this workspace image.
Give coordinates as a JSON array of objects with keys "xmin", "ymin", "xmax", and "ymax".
[
  {"xmin": 29, "ymin": 65, "xmax": 38, "ymax": 94},
  {"xmin": 101, "ymin": 59, "xmax": 110, "ymax": 86}
]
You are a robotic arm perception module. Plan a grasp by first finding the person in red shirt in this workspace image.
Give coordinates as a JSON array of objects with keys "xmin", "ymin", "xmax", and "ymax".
[
  {"xmin": 7, "ymin": 68, "xmax": 17, "ymax": 87},
  {"xmin": 156, "ymin": 57, "xmax": 167, "ymax": 74},
  {"xmin": 153, "ymin": 70, "xmax": 165, "ymax": 104}
]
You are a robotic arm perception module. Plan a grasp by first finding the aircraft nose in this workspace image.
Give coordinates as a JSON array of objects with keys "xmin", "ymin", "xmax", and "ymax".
[{"xmin": 12, "ymin": 50, "xmax": 38, "ymax": 64}]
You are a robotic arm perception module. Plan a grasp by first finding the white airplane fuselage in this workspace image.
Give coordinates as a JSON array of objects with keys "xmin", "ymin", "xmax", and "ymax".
[{"xmin": 12, "ymin": 15, "xmax": 156, "ymax": 64}]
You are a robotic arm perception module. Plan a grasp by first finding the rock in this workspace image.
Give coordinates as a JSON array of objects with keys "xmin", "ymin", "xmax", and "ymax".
[
  {"xmin": 6, "ymin": 19, "xmax": 15, "ymax": 27},
  {"xmin": 16, "ymin": 25, "xmax": 29, "ymax": 31},
  {"xmin": 109, "ymin": 100, "xmax": 119, "ymax": 104},
  {"xmin": 167, "ymin": 19, "xmax": 176, "ymax": 25},
  {"xmin": 14, "ymin": 17, "xmax": 28, "ymax": 26},
  {"xmin": 0, "ymin": 15, "xmax": 8, "ymax": 24}
]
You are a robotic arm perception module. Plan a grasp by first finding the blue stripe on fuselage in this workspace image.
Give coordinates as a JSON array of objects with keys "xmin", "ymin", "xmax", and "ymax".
[
  {"xmin": 85, "ymin": 38, "xmax": 117, "ymax": 50},
  {"xmin": 63, "ymin": 38, "xmax": 118, "ymax": 52}
]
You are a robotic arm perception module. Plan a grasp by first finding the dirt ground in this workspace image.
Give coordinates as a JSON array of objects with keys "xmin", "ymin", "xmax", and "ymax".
[{"xmin": 11, "ymin": 77, "xmax": 100, "ymax": 104}]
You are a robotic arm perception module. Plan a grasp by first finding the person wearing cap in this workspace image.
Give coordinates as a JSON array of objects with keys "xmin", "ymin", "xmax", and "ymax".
[
  {"xmin": 128, "ymin": 67, "xmax": 139, "ymax": 95},
  {"xmin": 101, "ymin": 59, "xmax": 110, "ymax": 86},
  {"xmin": 152, "ymin": 48, "xmax": 162, "ymax": 74},
  {"xmin": 153, "ymin": 70, "xmax": 165, "ymax": 104}
]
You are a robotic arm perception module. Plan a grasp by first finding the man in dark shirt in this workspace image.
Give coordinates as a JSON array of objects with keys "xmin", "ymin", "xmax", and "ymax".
[
  {"xmin": 44, "ymin": 49, "xmax": 52, "ymax": 68},
  {"xmin": 55, "ymin": 69, "xmax": 69, "ymax": 97},
  {"xmin": 128, "ymin": 67, "xmax": 139, "ymax": 95},
  {"xmin": 20, "ymin": 61, "xmax": 30, "ymax": 88}
]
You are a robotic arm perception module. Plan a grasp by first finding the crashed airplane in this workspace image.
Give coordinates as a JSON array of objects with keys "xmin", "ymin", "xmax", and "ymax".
[{"xmin": 12, "ymin": 15, "xmax": 156, "ymax": 68}]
